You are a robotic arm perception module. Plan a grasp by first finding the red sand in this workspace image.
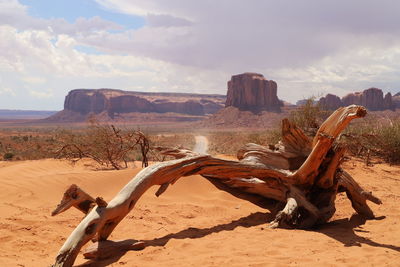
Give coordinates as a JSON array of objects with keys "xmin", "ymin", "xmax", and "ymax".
[{"xmin": 0, "ymin": 158, "xmax": 399, "ymax": 266}]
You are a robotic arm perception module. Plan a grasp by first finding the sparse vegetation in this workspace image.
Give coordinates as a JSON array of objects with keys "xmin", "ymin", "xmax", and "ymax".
[
  {"xmin": 0, "ymin": 129, "xmax": 58, "ymax": 160},
  {"xmin": 288, "ymin": 97, "xmax": 331, "ymax": 135},
  {"xmin": 208, "ymin": 129, "xmax": 281, "ymax": 155},
  {"xmin": 0, "ymin": 123, "xmax": 196, "ymax": 166},
  {"xmin": 55, "ymin": 119, "xmax": 150, "ymax": 170},
  {"xmin": 342, "ymin": 117, "xmax": 400, "ymax": 164},
  {"xmin": 3, "ymin": 152, "xmax": 14, "ymax": 161}
]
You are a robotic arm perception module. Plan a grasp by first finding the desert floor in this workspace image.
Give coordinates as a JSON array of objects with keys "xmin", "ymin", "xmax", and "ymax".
[{"xmin": 0, "ymin": 156, "xmax": 399, "ymax": 266}]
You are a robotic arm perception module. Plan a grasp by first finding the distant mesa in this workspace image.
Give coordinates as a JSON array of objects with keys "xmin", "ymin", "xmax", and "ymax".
[
  {"xmin": 42, "ymin": 76, "xmax": 399, "ymax": 124},
  {"xmin": 225, "ymin": 73, "xmax": 283, "ymax": 112},
  {"xmin": 318, "ymin": 88, "xmax": 398, "ymax": 111},
  {"xmin": 393, "ymin": 92, "xmax": 400, "ymax": 108},
  {"xmin": 46, "ymin": 73, "xmax": 285, "ymax": 123},
  {"xmin": 46, "ymin": 88, "xmax": 226, "ymax": 122}
]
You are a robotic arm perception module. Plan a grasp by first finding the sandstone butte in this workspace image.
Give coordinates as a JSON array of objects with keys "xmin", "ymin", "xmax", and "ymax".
[
  {"xmin": 319, "ymin": 88, "xmax": 398, "ymax": 111},
  {"xmin": 225, "ymin": 72, "xmax": 283, "ymax": 112}
]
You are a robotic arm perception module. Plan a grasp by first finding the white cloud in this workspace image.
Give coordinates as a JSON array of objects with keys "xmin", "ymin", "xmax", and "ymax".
[
  {"xmin": 29, "ymin": 88, "xmax": 53, "ymax": 99},
  {"xmin": 146, "ymin": 14, "xmax": 193, "ymax": 28},
  {"xmin": 1, "ymin": 0, "xmax": 400, "ymax": 109},
  {"xmin": 22, "ymin": 76, "xmax": 46, "ymax": 84},
  {"xmin": 270, "ymin": 45, "xmax": 400, "ymax": 102},
  {"xmin": 0, "ymin": 87, "xmax": 15, "ymax": 96}
]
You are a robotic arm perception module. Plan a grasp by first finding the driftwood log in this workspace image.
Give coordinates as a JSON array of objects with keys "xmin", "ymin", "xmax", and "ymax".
[{"xmin": 52, "ymin": 105, "xmax": 382, "ymax": 267}]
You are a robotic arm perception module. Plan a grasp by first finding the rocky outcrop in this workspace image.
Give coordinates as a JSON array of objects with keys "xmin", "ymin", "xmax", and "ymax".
[
  {"xmin": 383, "ymin": 92, "xmax": 395, "ymax": 110},
  {"xmin": 109, "ymin": 95, "xmax": 154, "ymax": 114},
  {"xmin": 318, "ymin": 88, "xmax": 396, "ymax": 111},
  {"xmin": 393, "ymin": 92, "xmax": 400, "ymax": 109},
  {"xmin": 319, "ymin": 94, "xmax": 342, "ymax": 110},
  {"xmin": 225, "ymin": 73, "xmax": 283, "ymax": 112},
  {"xmin": 61, "ymin": 89, "xmax": 226, "ymax": 120},
  {"xmin": 153, "ymin": 100, "xmax": 204, "ymax": 115},
  {"xmin": 64, "ymin": 90, "xmax": 108, "ymax": 114},
  {"xmin": 342, "ymin": 92, "xmax": 362, "ymax": 107}
]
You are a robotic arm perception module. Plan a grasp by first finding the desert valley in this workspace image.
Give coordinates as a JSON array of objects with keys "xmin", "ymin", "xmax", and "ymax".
[
  {"xmin": 2, "ymin": 1, "xmax": 400, "ymax": 266},
  {"xmin": 0, "ymin": 72, "xmax": 400, "ymax": 266}
]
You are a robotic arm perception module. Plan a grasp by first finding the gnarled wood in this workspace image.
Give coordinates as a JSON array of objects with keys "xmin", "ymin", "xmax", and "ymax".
[
  {"xmin": 280, "ymin": 118, "xmax": 312, "ymax": 156},
  {"xmin": 293, "ymin": 105, "xmax": 366, "ymax": 185},
  {"xmin": 52, "ymin": 105, "xmax": 382, "ymax": 267},
  {"xmin": 337, "ymin": 169, "xmax": 382, "ymax": 218},
  {"xmin": 52, "ymin": 184, "xmax": 95, "ymax": 216},
  {"xmin": 316, "ymin": 145, "xmax": 346, "ymax": 188}
]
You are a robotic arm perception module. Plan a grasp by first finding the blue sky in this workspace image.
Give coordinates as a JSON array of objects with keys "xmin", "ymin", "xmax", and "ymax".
[
  {"xmin": 1, "ymin": 0, "xmax": 400, "ymax": 110},
  {"xmin": 20, "ymin": 0, "xmax": 144, "ymax": 29}
]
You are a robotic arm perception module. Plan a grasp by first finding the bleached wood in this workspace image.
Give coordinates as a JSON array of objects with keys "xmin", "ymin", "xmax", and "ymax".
[
  {"xmin": 238, "ymin": 143, "xmax": 305, "ymax": 170},
  {"xmin": 53, "ymin": 155, "xmax": 294, "ymax": 266},
  {"xmin": 312, "ymin": 105, "xmax": 367, "ymax": 147},
  {"xmin": 293, "ymin": 105, "xmax": 367, "ymax": 185},
  {"xmin": 269, "ymin": 197, "xmax": 298, "ymax": 228},
  {"xmin": 52, "ymin": 184, "xmax": 95, "ymax": 216},
  {"xmin": 280, "ymin": 118, "xmax": 312, "ymax": 156}
]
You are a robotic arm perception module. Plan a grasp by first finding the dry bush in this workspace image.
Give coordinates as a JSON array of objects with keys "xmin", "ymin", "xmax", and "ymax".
[
  {"xmin": 55, "ymin": 120, "xmax": 150, "ymax": 169},
  {"xmin": 289, "ymin": 97, "xmax": 331, "ymax": 136},
  {"xmin": 0, "ymin": 128, "xmax": 58, "ymax": 161},
  {"xmin": 150, "ymin": 133, "xmax": 195, "ymax": 148},
  {"xmin": 148, "ymin": 133, "xmax": 195, "ymax": 161},
  {"xmin": 208, "ymin": 129, "xmax": 281, "ymax": 155},
  {"xmin": 341, "ymin": 116, "xmax": 400, "ymax": 164}
]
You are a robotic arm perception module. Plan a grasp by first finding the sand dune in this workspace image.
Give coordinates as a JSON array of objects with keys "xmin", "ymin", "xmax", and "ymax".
[{"xmin": 0, "ymin": 158, "xmax": 399, "ymax": 266}]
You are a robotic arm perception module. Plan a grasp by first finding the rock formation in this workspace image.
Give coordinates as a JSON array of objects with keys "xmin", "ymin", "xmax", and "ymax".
[
  {"xmin": 318, "ymin": 94, "xmax": 342, "ymax": 110},
  {"xmin": 52, "ymin": 89, "xmax": 226, "ymax": 122},
  {"xmin": 64, "ymin": 90, "xmax": 108, "ymax": 114},
  {"xmin": 318, "ymin": 88, "xmax": 396, "ymax": 111},
  {"xmin": 225, "ymin": 73, "xmax": 283, "ymax": 112},
  {"xmin": 383, "ymin": 92, "xmax": 395, "ymax": 110},
  {"xmin": 393, "ymin": 92, "xmax": 400, "ymax": 109}
]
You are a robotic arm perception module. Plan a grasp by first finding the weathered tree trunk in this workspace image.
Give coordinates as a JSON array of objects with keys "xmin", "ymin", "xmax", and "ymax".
[
  {"xmin": 52, "ymin": 184, "xmax": 95, "ymax": 216},
  {"xmin": 52, "ymin": 105, "xmax": 381, "ymax": 267}
]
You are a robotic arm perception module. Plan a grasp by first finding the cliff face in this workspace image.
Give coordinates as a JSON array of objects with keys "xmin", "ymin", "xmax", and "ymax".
[
  {"xmin": 225, "ymin": 73, "xmax": 282, "ymax": 112},
  {"xmin": 62, "ymin": 89, "xmax": 225, "ymax": 120},
  {"xmin": 64, "ymin": 90, "xmax": 108, "ymax": 114},
  {"xmin": 393, "ymin": 92, "xmax": 400, "ymax": 109},
  {"xmin": 318, "ymin": 94, "xmax": 342, "ymax": 110},
  {"xmin": 108, "ymin": 95, "xmax": 154, "ymax": 114},
  {"xmin": 319, "ymin": 88, "xmax": 396, "ymax": 111}
]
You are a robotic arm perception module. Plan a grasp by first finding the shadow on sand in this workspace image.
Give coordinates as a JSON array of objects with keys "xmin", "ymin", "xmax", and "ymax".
[
  {"xmin": 315, "ymin": 214, "xmax": 399, "ymax": 251},
  {"xmin": 77, "ymin": 213, "xmax": 399, "ymax": 267}
]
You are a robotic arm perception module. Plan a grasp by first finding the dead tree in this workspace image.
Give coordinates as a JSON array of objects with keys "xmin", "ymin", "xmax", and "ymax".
[
  {"xmin": 52, "ymin": 105, "xmax": 382, "ymax": 267},
  {"xmin": 55, "ymin": 123, "xmax": 151, "ymax": 170}
]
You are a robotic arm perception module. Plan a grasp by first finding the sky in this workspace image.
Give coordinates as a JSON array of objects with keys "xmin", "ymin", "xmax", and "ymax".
[{"xmin": 1, "ymin": 0, "xmax": 400, "ymax": 110}]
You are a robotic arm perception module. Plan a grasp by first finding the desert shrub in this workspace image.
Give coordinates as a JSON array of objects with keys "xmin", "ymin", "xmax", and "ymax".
[
  {"xmin": 207, "ymin": 129, "xmax": 281, "ymax": 155},
  {"xmin": 3, "ymin": 152, "xmax": 14, "ymax": 161},
  {"xmin": 0, "ymin": 127, "xmax": 60, "ymax": 160},
  {"xmin": 150, "ymin": 133, "xmax": 195, "ymax": 149},
  {"xmin": 55, "ymin": 120, "xmax": 150, "ymax": 169},
  {"xmin": 342, "ymin": 117, "xmax": 400, "ymax": 164},
  {"xmin": 289, "ymin": 97, "xmax": 331, "ymax": 135}
]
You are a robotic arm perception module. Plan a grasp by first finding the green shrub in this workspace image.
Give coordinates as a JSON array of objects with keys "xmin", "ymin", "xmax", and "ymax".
[{"xmin": 3, "ymin": 152, "xmax": 14, "ymax": 161}]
